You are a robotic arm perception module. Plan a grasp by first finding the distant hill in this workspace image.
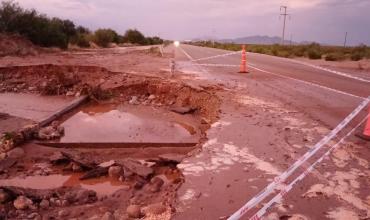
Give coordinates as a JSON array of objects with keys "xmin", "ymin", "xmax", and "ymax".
[
  {"xmin": 192, "ymin": 35, "xmax": 297, "ymax": 45},
  {"xmin": 218, "ymin": 35, "xmax": 295, "ymax": 45}
]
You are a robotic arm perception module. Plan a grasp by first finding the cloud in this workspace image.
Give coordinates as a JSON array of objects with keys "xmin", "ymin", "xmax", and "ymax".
[{"xmin": 2, "ymin": 0, "xmax": 369, "ymax": 45}]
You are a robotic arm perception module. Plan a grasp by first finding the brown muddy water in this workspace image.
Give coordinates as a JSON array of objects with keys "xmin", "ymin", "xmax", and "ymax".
[
  {"xmin": 0, "ymin": 173, "xmax": 128, "ymax": 196},
  {"xmin": 0, "ymin": 165, "xmax": 179, "ymax": 197},
  {"xmin": 59, "ymin": 103, "xmax": 199, "ymax": 143},
  {"xmin": 0, "ymin": 93, "xmax": 74, "ymax": 122}
]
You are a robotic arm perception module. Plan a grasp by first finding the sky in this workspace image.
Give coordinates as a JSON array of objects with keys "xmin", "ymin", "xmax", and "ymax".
[{"xmin": 6, "ymin": 0, "xmax": 370, "ymax": 46}]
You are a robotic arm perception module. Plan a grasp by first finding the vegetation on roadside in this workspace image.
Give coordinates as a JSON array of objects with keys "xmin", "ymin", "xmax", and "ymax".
[
  {"xmin": 190, "ymin": 41, "xmax": 370, "ymax": 61},
  {"xmin": 0, "ymin": 1, "xmax": 164, "ymax": 49}
]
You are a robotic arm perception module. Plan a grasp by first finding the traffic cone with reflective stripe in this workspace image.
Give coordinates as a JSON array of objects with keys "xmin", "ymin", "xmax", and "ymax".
[
  {"xmin": 239, "ymin": 45, "xmax": 248, "ymax": 73},
  {"xmin": 357, "ymin": 105, "xmax": 370, "ymax": 141}
]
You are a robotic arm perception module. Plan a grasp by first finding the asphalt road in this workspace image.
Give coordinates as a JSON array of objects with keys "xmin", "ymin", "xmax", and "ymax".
[
  {"xmin": 176, "ymin": 44, "xmax": 370, "ymax": 128},
  {"xmin": 174, "ymin": 44, "xmax": 370, "ymax": 220}
]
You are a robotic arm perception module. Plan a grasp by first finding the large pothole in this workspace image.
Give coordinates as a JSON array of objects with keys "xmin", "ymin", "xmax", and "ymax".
[{"xmin": 0, "ymin": 64, "xmax": 221, "ymax": 219}]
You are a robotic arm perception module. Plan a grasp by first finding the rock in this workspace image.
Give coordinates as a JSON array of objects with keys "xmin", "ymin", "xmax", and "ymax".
[
  {"xmin": 61, "ymin": 199, "xmax": 69, "ymax": 207},
  {"xmin": 58, "ymin": 210, "xmax": 69, "ymax": 217},
  {"xmin": 122, "ymin": 159, "xmax": 153, "ymax": 178},
  {"xmin": 39, "ymin": 199, "xmax": 50, "ymax": 209},
  {"xmin": 21, "ymin": 124, "xmax": 38, "ymax": 140},
  {"xmin": 158, "ymin": 153, "xmax": 185, "ymax": 164},
  {"xmin": 147, "ymin": 177, "xmax": 164, "ymax": 193},
  {"xmin": 148, "ymin": 95, "xmax": 156, "ymax": 100},
  {"xmin": 71, "ymin": 162, "xmax": 83, "ymax": 172},
  {"xmin": 27, "ymin": 212, "xmax": 40, "ymax": 219},
  {"xmin": 170, "ymin": 106, "xmax": 197, "ymax": 114},
  {"xmin": 134, "ymin": 181, "xmax": 145, "ymax": 190},
  {"xmin": 0, "ymin": 153, "xmax": 6, "ymax": 160},
  {"xmin": 143, "ymin": 203, "xmax": 167, "ymax": 215},
  {"xmin": 75, "ymin": 92, "xmax": 81, "ymax": 97},
  {"xmin": 28, "ymin": 87, "xmax": 37, "ymax": 91},
  {"xmin": 89, "ymin": 215, "xmax": 100, "ymax": 220},
  {"xmin": 38, "ymin": 125, "xmax": 64, "ymax": 140},
  {"xmin": 6, "ymin": 147, "xmax": 25, "ymax": 159},
  {"xmin": 57, "ymin": 126, "xmax": 65, "ymax": 135},
  {"xmin": 102, "ymin": 212, "xmax": 115, "ymax": 220},
  {"xmin": 50, "ymin": 198, "xmax": 62, "ymax": 207},
  {"xmin": 123, "ymin": 166, "xmax": 134, "ymax": 178},
  {"xmin": 99, "ymin": 160, "xmax": 116, "ymax": 168},
  {"xmin": 75, "ymin": 189, "xmax": 96, "ymax": 204},
  {"xmin": 66, "ymin": 91, "xmax": 74, "ymax": 96},
  {"xmin": 13, "ymin": 196, "xmax": 33, "ymax": 210},
  {"xmin": 0, "ymin": 189, "xmax": 9, "ymax": 203},
  {"xmin": 129, "ymin": 96, "xmax": 140, "ymax": 105},
  {"xmin": 59, "ymin": 151, "xmax": 96, "ymax": 170},
  {"xmin": 109, "ymin": 166, "xmax": 123, "ymax": 178},
  {"xmin": 201, "ymin": 117, "xmax": 211, "ymax": 124},
  {"xmin": 126, "ymin": 205, "xmax": 141, "ymax": 218}
]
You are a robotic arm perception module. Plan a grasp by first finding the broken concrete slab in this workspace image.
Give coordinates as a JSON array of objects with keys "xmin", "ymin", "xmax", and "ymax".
[
  {"xmin": 79, "ymin": 167, "xmax": 108, "ymax": 180},
  {"xmin": 121, "ymin": 159, "xmax": 154, "ymax": 179},
  {"xmin": 38, "ymin": 142, "xmax": 198, "ymax": 149},
  {"xmin": 158, "ymin": 153, "xmax": 186, "ymax": 164}
]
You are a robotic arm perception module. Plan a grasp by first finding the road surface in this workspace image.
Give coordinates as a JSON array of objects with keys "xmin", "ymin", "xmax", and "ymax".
[{"xmin": 173, "ymin": 44, "xmax": 370, "ymax": 220}]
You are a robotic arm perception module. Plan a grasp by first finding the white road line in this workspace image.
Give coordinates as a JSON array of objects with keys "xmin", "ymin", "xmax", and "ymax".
[
  {"xmin": 249, "ymin": 64, "xmax": 366, "ymax": 100},
  {"xmin": 178, "ymin": 46, "xmax": 195, "ymax": 61},
  {"xmin": 228, "ymin": 97, "xmax": 370, "ymax": 220},
  {"xmin": 250, "ymin": 113, "xmax": 370, "ymax": 220},
  {"xmin": 182, "ymin": 63, "xmax": 239, "ymax": 67},
  {"xmin": 249, "ymin": 52, "xmax": 370, "ymax": 83},
  {"xmin": 192, "ymin": 51, "xmax": 241, "ymax": 62},
  {"xmin": 291, "ymin": 59, "xmax": 370, "ymax": 83}
]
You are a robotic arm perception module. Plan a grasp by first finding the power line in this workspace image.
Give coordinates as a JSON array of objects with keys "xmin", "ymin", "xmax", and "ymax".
[{"xmin": 280, "ymin": 6, "xmax": 290, "ymax": 45}]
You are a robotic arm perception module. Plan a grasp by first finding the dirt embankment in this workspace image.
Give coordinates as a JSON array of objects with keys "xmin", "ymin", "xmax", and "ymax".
[
  {"xmin": 0, "ymin": 34, "xmax": 40, "ymax": 57},
  {"xmin": 0, "ymin": 64, "xmax": 220, "ymax": 123}
]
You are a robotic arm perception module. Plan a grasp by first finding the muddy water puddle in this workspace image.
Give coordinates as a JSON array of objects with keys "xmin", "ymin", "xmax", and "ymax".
[
  {"xmin": 0, "ymin": 173, "xmax": 128, "ymax": 197},
  {"xmin": 0, "ymin": 93, "xmax": 74, "ymax": 121},
  {"xmin": 60, "ymin": 103, "xmax": 199, "ymax": 143}
]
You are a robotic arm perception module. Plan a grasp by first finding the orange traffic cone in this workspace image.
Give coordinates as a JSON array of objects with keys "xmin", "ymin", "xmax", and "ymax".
[
  {"xmin": 239, "ymin": 45, "xmax": 249, "ymax": 73},
  {"xmin": 357, "ymin": 105, "xmax": 370, "ymax": 141}
]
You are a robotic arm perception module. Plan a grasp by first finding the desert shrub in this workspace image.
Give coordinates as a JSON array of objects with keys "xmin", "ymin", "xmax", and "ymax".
[
  {"xmin": 350, "ymin": 52, "xmax": 364, "ymax": 61},
  {"xmin": 0, "ymin": 1, "xmax": 81, "ymax": 49},
  {"xmin": 292, "ymin": 47, "xmax": 305, "ymax": 57},
  {"xmin": 123, "ymin": 29, "xmax": 147, "ymax": 45},
  {"xmin": 277, "ymin": 50, "xmax": 291, "ymax": 58},
  {"xmin": 350, "ymin": 45, "xmax": 367, "ymax": 61},
  {"xmin": 146, "ymin": 36, "xmax": 164, "ymax": 45},
  {"xmin": 71, "ymin": 33, "xmax": 90, "ymax": 47},
  {"xmin": 93, "ymin": 29, "xmax": 118, "ymax": 47},
  {"xmin": 325, "ymin": 52, "xmax": 345, "ymax": 61},
  {"xmin": 307, "ymin": 49, "xmax": 322, "ymax": 59},
  {"xmin": 70, "ymin": 26, "xmax": 91, "ymax": 47}
]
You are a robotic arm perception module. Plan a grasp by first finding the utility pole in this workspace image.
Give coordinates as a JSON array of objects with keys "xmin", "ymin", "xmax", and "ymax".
[
  {"xmin": 343, "ymin": 32, "xmax": 348, "ymax": 47},
  {"xmin": 280, "ymin": 6, "xmax": 290, "ymax": 45}
]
